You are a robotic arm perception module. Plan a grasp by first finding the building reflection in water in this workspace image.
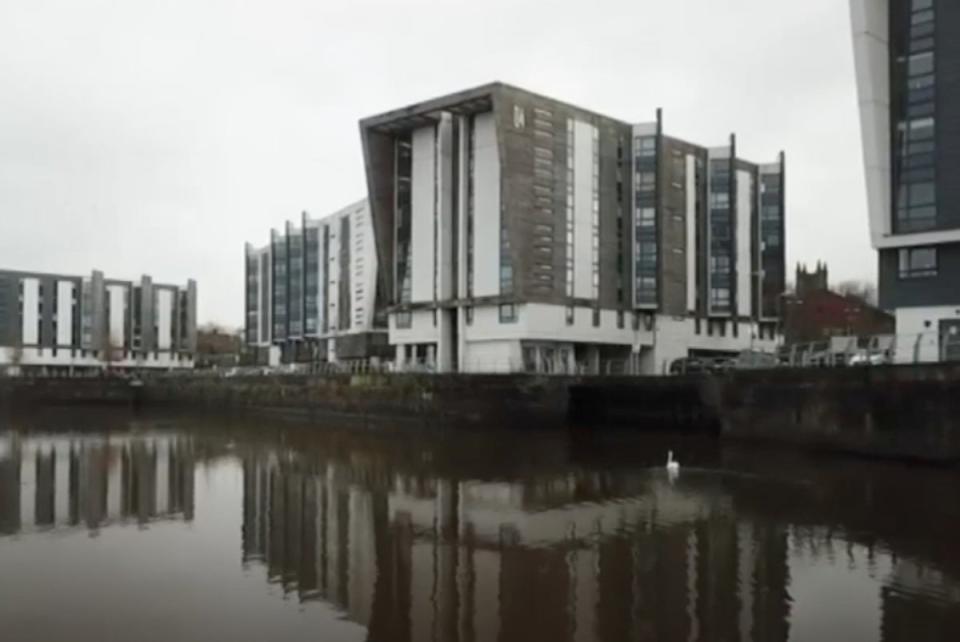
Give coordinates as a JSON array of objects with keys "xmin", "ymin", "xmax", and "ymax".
[
  {"xmin": 0, "ymin": 432, "xmax": 195, "ymax": 536},
  {"xmin": 241, "ymin": 456, "xmax": 794, "ymax": 642}
]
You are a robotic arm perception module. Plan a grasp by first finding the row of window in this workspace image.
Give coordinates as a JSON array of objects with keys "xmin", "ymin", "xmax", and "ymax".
[
  {"xmin": 708, "ymin": 159, "xmax": 733, "ymax": 314},
  {"xmin": 565, "ymin": 120, "xmax": 576, "ymax": 298},
  {"xmin": 899, "ymin": 246, "xmax": 937, "ymax": 279},
  {"xmin": 895, "ymin": 0, "xmax": 937, "ymax": 233},
  {"xmin": 634, "ymin": 135, "xmax": 658, "ymax": 307},
  {"xmin": 590, "ymin": 127, "xmax": 600, "ymax": 302}
]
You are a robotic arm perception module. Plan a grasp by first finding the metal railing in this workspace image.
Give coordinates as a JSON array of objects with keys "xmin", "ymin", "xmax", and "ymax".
[
  {"xmin": 5, "ymin": 331, "xmax": 958, "ymax": 380},
  {"xmin": 779, "ymin": 331, "xmax": 960, "ymax": 369}
]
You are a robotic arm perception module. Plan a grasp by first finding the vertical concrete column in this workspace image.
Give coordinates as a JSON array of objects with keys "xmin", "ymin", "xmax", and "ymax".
[
  {"xmin": 436, "ymin": 113, "xmax": 455, "ymax": 373},
  {"xmin": 456, "ymin": 114, "xmax": 470, "ymax": 373},
  {"xmin": 140, "ymin": 276, "xmax": 154, "ymax": 354},
  {"xmin": 90, "ymin": 271, "xmax": 106, "ymax": 353}
]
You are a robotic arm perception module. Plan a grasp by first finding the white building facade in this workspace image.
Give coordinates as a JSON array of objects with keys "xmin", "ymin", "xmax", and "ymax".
[
  {"xmin": 0, "ymin": 269, "xmax": 197, "ymax": 374},
  {"xmin": 361, "ymin": 83, "xmax": 785, "ymax": 374},
  {"xmin": 244, "ymin": 199, "xmax": 388, "ymax": 366}
]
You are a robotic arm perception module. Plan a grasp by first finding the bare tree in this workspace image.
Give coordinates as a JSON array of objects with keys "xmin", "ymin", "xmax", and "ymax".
[{"xmin": 835, "ymin": 280, "xmax": 878, "ymax": 306}]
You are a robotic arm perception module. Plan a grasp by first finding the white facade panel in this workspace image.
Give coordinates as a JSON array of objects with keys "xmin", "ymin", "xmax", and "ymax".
[
  {"xmin": 56, "ymin": 281, "xmax": 73, "ymax": 346},
  {"xmin": 462, "ymin": 340, "xmax": 520, "ymax": 374},
  {"xmin": 352, "ymin": 204, "xmax": 378, "ymax": 331},
  {"xmin": 894, "ymin": 306, "xmax": 960, "ymax": 364},
  {"xmin": 686, "ymin": 154, "xmax": 698, "ymax": 312},
  {"xmin": 411, "ymin": 126, "xmax": 437, "ymax": 303},
  {"xmin": 327, "ymin": 223, "xmax": 340, "ymax": 332},
  {"xmin": 572, "ymin": 120, "xmax": 596, "ymax": 299},
  {"xmin": 259, "ymin": 250, "xmax": 272, "ymax": 345},
  {"xmin": 472, "ymin": 112, "xmax": 501, "ymax": 298},
  {"xmin": 21, "ymin": 278, "xmax": 39, "ymax": 345},
  {"xmin": 850, "ymin": 0, "xmax": 892, "ymax": 248},
  {"xmin": 736, "ymin": 170, "xmax": 753, "ymax": 317},
  {"xmin": 107, "ymin": 285, "xmax": 126, "ymax": 348},
  {"xmin": 389, "ymin": 310, "xmax": 439, "ymax": 346},
  {"xmin": 315, "ymin": 227, "xmax": 327, "ymax": 337},
  {"xmin": 157, "ymin": 289, "xmax": 173, "ymax": 350}
]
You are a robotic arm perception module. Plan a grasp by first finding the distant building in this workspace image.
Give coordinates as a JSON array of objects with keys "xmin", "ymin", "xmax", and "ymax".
[
  {"xmin": 196, "ymin": 325, "xmax": 243, "ymax": 370},
  {"xmin": 0, "ymin": 269, "xmax": 197, "ymax": 373},
  {"xmin": 851, "ymin": 0, "xmax": 960, "ymax": 360},
  {"xmin": 360, "ymin": 82, "xmax": 786, "ymax": 374},
  {"xmin": 244, "ymin": 199, "xmax": 389, "ymax": 366},
  {"xmin": 783, "ymin": 263, "xmax": 894, "ymax": 345}
]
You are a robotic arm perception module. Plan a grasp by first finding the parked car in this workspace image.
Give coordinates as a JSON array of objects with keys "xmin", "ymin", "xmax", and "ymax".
[
  {"xmin": 669, "ymin": 357, "xmax": 707, "ymax": 375},
  {"xmin": 733, "ymin": 349, "xmax": 779, "ymax": 370},
  {"xmin": 848, "ymin": 351, "xmax": 888, "ymax": 366}
]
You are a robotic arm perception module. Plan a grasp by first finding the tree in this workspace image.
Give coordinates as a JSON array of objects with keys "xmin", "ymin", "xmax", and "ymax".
[{"xmin": 835, "ymin": 280, "xmax": 878, "ymax": 306}]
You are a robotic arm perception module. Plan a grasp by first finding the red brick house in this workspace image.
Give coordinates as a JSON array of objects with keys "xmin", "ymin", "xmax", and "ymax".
[{"xmin": 783, "ymin": 264, "xmax": 894, "ymax": 345}]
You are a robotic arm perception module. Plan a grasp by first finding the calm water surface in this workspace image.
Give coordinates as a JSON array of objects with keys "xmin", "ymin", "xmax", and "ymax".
[{"xmin": 1, "ymin": 410, "xmax": 959, "ymax": 642}]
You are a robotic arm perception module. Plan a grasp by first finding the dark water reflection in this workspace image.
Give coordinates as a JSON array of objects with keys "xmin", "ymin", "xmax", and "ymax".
[{"xmin": 1, "ymin": 412, "xmax": 960, "ymax": 642}]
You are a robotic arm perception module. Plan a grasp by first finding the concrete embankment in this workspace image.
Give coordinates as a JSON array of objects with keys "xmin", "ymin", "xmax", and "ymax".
[
  {"xmin": 707, "ymin": 363, "xmax": 960, "ymax": 463},
  {"xmin": 3, "ymin": 364, "xmax": 960, "ymax": 463},
  {"xmin": 140, "ymin": 374, "xmax": 575, "ymax": 429},
  {"xmin": 0, "ymin": 377, "xmax": 136, "ymax": 407}
]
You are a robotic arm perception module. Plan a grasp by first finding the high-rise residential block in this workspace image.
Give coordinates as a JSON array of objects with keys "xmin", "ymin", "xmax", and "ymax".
[
  {"xmin": 360, "ymin": 83, "xmax": 785, "ymax": 374},
  {"xmin": 0, "ymin": 268, "xmax": 197, "ymax": 373},
  {"xmin": 852, "ymin": 0, "xmax": 960, "ymax": 361},
  {"xmin": 244, "ymin": 199, "xmax": 389, "ymax": 365}
]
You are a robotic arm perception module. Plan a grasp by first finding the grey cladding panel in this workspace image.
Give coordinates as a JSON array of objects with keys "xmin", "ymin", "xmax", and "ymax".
[
  {"xmin": 0, "ymin": 275, "xmax": 20, "ymax": 346},
  {"xmin": 879, "ymin": 243, "xmax": 960, "ymax": 309},
  {"xmin": 936, "ymin": 1, "xmax": 960, "ymax": 230}
]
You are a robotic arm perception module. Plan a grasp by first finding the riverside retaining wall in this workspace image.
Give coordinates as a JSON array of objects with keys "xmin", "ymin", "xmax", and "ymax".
[
  {"xmin": 708, "ymin": 363, "xmax": 960, "ymax": 463},
  {"xmin": 4, "ymin": 364, "xmax": 960, "ymax": 463},
  {"xmin": 139, "ymin": 374, "xmax": 574, "ymax": 429}
]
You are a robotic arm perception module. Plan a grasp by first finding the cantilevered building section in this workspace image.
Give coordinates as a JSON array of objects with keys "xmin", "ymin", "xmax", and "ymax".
[
  {"xmin": 851, "ymin": 0, "xmax": 960, "ymax": 361},
  {"xmin": 244, "ymin": 199, "xmax": 389, "ymax": 366},
  {"xmin": 360, "ymin": 82, "xmax": 786, "ymax": 375},
  {"xmin": 0, "ymin": 269, "xmax": 197, "ymax": 373}
]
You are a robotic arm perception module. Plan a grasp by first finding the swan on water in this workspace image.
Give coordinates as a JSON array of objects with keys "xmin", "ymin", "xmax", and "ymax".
[{"xmin": 666, "ymin": 450, "xmax": 679, "ymax": 473}]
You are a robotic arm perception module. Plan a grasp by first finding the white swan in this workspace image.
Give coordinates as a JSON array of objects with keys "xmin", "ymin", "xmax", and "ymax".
[{"xmin": 666, "ymin": 450, "xmax": 680, "ymax": 474}]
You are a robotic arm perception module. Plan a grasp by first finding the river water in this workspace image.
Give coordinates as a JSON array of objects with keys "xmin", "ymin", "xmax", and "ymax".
[{"xmin": 1, "ymin": 410, "xmax": 959, "ymax": 642}]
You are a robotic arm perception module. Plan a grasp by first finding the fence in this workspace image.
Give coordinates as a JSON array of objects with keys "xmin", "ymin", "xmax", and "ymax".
[{"xmin": 780, "ymin": 331, "xmax": 960, "ymax": 369}]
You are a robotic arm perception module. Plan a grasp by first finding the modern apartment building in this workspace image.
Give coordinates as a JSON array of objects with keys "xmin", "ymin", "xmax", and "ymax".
[
  {"xmin": 360, "ymin": 83, "xmax": 785, "ymax": 374},
  {"xmin": 244, "ymin": 199, "xmax": 389, "ymax": 366},
  {"xmin": 0, "ymin": 269, "xmax": 197, "ymax": 373},
  {"xmin": 851, "ymin": 0, "xmax": 960, "ymax": 361}
]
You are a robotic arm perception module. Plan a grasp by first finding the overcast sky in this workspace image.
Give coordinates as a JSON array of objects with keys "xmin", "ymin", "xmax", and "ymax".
[{"xmin": 0, "ymin": 0, "xmax": 870, "ymax": 327}]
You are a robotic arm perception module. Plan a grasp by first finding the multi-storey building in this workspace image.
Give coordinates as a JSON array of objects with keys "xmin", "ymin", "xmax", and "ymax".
[
  {"xmin": 0, "ymin": 269, "xmax": 197, "ymax": 373},
  {"xmin": 360, "ymin": 83, "xmax": 785, "ymax": 374},
  {"xmin": 244, "ymin": 199, "xmax": 389, "ymax": 366},
  {"xmin": 851, "ymin": 0, "xmax": 960, "ymax": 361}
]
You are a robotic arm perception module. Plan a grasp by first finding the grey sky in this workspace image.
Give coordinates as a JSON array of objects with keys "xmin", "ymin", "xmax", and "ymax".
[{"xmin": 0, "ymin": 0, "xmax": 870, "ymax": 327}]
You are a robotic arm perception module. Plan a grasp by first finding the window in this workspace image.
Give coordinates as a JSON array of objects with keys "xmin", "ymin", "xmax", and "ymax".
[
  {"xmin": 592, "ymin": 308, "xmax": 600, "ymax": 327},
  {"xmin": 465, "ymin": 306, "xmax": 474, "ymax": 326},
  {"xmin": 566, "ymin": 306, "xmax": 574, "ymax": 326},
  {"xmin": 637, "ymin": 137, "xmax": 656, "ymax": 157},
  {"xmin": 908, "ymin": 52, "xmax": 934, "ymax": 77},
  {"xmin": 396, "ymin": 311, "xmax": 412, "ymax": 329},
  {"xmin": 499, "ymin": 303, "xmax": 517, "ymax": 324},
  {"xmin": 513, "ymin": 105, "xmax": 525, "ymax": 130},
  {"xmin": 899, "ymin": 247, "xmax": 937, "ymax": 278}
]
